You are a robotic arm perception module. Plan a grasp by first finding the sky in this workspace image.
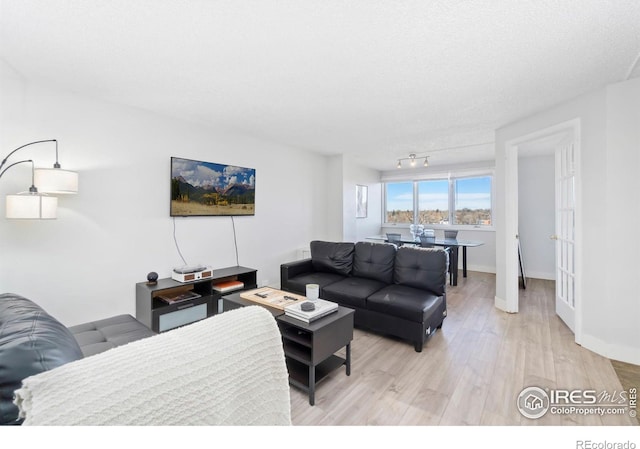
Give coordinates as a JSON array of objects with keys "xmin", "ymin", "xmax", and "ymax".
[
  {"xmin": 171, "ymin": 157, "xmax": 255, "ymax": 189},
  {"xmin": 386, "ymin": 177, "xmax": 491, "ymax": 211}
]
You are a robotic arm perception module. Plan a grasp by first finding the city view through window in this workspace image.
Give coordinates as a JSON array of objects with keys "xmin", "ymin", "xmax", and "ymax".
[{"xmin": 385, "ymin": 176, "xmax": 492, "ymax": 226}]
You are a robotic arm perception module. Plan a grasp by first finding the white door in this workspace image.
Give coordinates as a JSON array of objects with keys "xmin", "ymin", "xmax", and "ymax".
[{"xmin": 554, "ymin": 143, "xmax": 576, "ymax": 331}]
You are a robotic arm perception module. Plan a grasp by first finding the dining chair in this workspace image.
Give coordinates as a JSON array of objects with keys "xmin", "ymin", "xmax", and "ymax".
[
  {"xmin": 419, "ymin": 229, "xmax": 436, "ymax": 247},
  {"xmin": 444, "ymin": 230, "xmax": 458, "ymax": 240},
  {"xmin": 386, "ymin": 233, "xmax": 403, "ymax": 247},
  {"xmin": 419, "ymin": 235, "xmax": 435, "ymax": 248}
]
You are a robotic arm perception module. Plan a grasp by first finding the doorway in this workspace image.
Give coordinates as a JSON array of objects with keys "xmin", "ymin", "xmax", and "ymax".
[{"xmin": 504, "ymin": 119, "xmax": 581, "ymax": 340}]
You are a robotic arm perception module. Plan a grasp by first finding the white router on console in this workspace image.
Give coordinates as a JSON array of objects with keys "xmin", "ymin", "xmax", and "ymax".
[{"xmin": 171, "ymin": 265, "xmax": 214, "ymax": 283}]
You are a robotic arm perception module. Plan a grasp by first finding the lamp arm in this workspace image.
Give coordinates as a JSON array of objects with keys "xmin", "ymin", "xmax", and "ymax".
[
  {"xmin": 0, "ymin": 159, "xmax": 38, "ymax": 192},
  {"xmin": 0, "ymin": 139, "xmax": 58, "ymax": 172}
]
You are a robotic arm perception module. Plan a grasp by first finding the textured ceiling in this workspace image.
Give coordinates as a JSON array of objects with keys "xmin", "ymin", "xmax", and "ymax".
[{"xmin": 1, "ymin": 0, "xmax": 639, "ymax": 170}]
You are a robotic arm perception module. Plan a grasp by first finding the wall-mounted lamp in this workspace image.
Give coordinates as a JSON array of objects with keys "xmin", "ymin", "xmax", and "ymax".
[
  {"xmin": 396, "ymin": 153, "xmax": 429, "ymax": 169},
  {"xmin": 0, "ymin": 140, "xmax": 78, "ymax": 219}
]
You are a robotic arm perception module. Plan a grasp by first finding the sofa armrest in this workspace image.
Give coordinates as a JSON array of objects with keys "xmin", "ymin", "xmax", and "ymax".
[
  {"xmin": 0, "ymin": 293, "xmax": 84, "ymax": 425},
  {"xmin": 280, "ymin": 258, "xmax": 313, "ymax": 290}
]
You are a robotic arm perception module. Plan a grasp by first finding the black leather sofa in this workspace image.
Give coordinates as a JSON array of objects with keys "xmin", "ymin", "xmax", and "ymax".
[
  {"xmin": 0, "ymin": 293, "xmax": 156, "ymax": 425},
  {"xmin": 281, "ymin": 240, "xmax": 448, "ymax": 352}
]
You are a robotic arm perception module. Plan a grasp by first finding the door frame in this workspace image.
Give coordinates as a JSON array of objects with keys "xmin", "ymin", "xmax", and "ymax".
[{"xmin": 503, "ymin": 118, "xmax": 582, "ymax": 343}]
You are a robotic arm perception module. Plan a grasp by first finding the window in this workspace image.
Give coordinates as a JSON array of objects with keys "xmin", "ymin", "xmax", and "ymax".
[
  {"xmin": 384, "ymin": 182, "xmax": 413, "ymax": 223},
  {"xmin": 384, "ymin": 174, "xmax": 493, "ymax": 227},
  {"xmin": 454, "ymin": 176, "xmax": 492, "ymax": 225},
  {"xmin": 418, "ymin": 180, "xmax": 449, "ymax": 225}
]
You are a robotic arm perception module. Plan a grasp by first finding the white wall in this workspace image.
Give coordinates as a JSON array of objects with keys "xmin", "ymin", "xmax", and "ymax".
[
  {"xmin": 0, "ymin": 60, "xmax": 331, "ymax": 326},
  {"xmin": 342, "ymin": 156, "xmax": 382, "ymax": 242},
  {"xmin": 601, "ymin": 77, "xmax": 640, "ymax": 363},
  {"xmin": 495, "ymin": 76, "xmax": 640, "ymax": 364},
  {"xmin": 518, "ymin": 154, "xmax": 555, "ymax": 280},
  {"xmin": 326, "ymin": 155, "xmax": 344, "ymax": 241}
]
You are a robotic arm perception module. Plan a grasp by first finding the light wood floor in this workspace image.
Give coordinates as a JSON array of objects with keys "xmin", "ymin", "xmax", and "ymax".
[
  {"xmin": 289, "ymin": 272, "xmax": 637, "ymax": 425},
  {"xmin": 612, "ymin": 360, "xmax": 640, "ymax": 425}
]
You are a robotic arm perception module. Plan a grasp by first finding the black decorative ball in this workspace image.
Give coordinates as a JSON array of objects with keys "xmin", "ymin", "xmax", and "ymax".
[
  {"xmin": 301, "ymin": 301, "xmax": 315, "ymax": 312},
  {"xmin": 147, "ymin": 271, "xmax": 158, "ymax": 285}
]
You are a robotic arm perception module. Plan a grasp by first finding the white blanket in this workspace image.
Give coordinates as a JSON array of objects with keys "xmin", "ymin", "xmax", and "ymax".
[{"xmin": 15, "ymin": 306, "xmax": 291, "ymax": 425}]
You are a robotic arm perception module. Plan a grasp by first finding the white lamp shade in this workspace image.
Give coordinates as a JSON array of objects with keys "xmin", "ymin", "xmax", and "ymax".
[
  {"xmin": 6, "ymin": 192, "xmax": 57, "ymax": 219},
  {"xmin": 34, "ymin": 168, "xmax": 79, "ymax": 194}
]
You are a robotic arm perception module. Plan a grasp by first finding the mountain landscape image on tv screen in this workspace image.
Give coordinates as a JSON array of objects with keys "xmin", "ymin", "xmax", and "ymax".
[{"xmin": 171, "ymin": 157, "xmax": 256, "ymax": 216}]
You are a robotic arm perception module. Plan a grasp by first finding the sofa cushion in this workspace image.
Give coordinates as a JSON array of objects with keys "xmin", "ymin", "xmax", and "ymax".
[
  {"xmin": 323, "ymin": 277, "xmax": 388, "ymax": 309},
  {"xmin": 285, "ymin": 272, "xmax": 346, "ymax": 296},
  {"xmin": 352, "ymin": 241, "xmax": 396, "ymax": 284},
  {"xmin": 367, "ymin": 284, "xmax": 444, "ymax": 323},
  {"xmin": 69, "ymin": 314, "xmax": 156, "ymax": 357},
  {"xmin": 310, "ymin": 241, "xmax": 355, "ymax": 276},
  {"xmin": 394, "ymin": 247, "xmax": 448, "ymax": 295},
  {"xmin": 0, "ymin": 293, "xmax": 84, "ymax": 425}
]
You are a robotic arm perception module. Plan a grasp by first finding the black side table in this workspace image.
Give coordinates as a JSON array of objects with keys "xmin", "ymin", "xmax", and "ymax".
[{"xmin": 276, "ymin": 306, "xmax": 354, "ymax": 405}]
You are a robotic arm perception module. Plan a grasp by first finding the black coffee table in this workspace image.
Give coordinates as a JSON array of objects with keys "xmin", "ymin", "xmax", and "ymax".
[{"xmin": 222, "ymin": 292, "xmax": 354, "ymax": 405}]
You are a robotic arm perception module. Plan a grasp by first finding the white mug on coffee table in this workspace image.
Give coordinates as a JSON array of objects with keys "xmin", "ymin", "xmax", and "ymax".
[{"xmin": 306, "ymin": 284, "xmax": 319, "ymax": 301}]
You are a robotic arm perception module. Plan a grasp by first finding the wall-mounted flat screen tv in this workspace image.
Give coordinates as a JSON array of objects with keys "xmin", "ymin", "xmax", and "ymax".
[{"xmin": 171, "ymin": 157, "xmax": 256, "ymax": 217}]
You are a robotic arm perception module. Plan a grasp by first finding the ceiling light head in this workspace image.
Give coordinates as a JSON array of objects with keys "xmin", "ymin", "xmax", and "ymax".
[
  {"xmin": 424, "ymin": 156, "xmax": 429, "ymax": 167},
  {"xmin": 409, "ymin": 154, "xmax": 416, "ymax": 166},
  {"xmin": 397, "ymin": 159, "xmax": 402, "ymax": 169}
]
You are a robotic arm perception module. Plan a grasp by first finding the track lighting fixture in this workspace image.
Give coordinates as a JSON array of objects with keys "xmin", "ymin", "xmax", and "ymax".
[{"xmin": 396, "ymin": 153, "xmax": 429, "ymax": 169}]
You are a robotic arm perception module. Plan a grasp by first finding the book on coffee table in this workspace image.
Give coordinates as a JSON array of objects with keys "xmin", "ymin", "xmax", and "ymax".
[{"xmin": 284, "ymin": 298, "xmax": 338, "ymax": 323}]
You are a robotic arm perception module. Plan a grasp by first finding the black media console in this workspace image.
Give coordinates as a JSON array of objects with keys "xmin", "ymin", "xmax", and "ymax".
[{"xmin": 135, "ymin": 265, "xmax": 257, "ymax": 332}]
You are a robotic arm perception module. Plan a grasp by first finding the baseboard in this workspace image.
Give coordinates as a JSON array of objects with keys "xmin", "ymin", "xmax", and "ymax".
[
  {"xmin": 494, "ymin": 295, "xmax": 517, "ymax": 313},
  {"xmin": 460, "ymin": 266, "xmax": 554, "ymax": 280},
  {"xmin": 580, "ymin": 334, "xmax": 640, "ymax": 366},
  {"xmin": 463, "ymin": 264, "xmax": 496, "ymax": 274},
  {"xmin": 523, "ymin": 270, "xmax": 555, "ymax": 281}
]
